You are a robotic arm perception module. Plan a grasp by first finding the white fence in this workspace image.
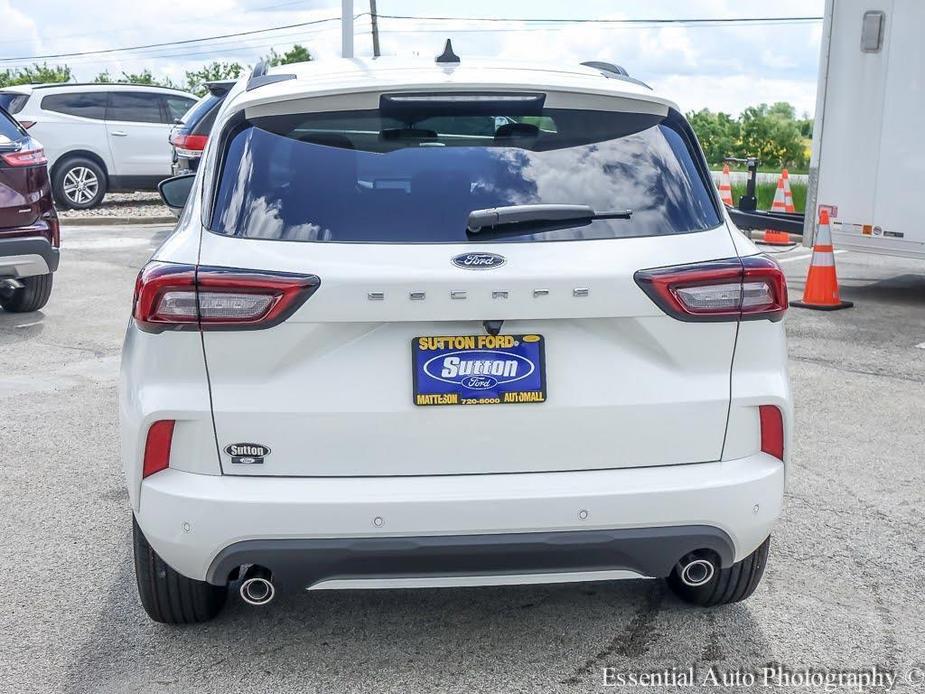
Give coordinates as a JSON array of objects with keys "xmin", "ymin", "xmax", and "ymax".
[{"xmin": 710, "ymin": 171, "xmax": 809, "ymax": 185}]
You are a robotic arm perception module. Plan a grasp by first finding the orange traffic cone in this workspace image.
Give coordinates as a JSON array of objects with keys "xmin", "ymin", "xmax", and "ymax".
[
  {"xmin": 781, "ymin": 169, "xmax": 795, "ymax": 213},
  {"xmin": 790, "ymin": 209, "xmax": 853, "ymax": 310},
  {"xmin": 718, "ymin": 163, "xmax": 734, "ymax": 207},
  {"xmin": 761, "ymin": 172, "xmax": 793, "ymax": 245}
]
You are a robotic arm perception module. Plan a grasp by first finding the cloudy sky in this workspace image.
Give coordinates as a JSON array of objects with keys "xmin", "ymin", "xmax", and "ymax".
[{"xmin": 0, "ymin": 0, "xmax": 825, "ymax": 116}]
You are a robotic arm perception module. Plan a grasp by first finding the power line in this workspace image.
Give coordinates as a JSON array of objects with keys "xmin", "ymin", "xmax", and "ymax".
[
  {"xmin": 0, "ymin": 0, "xmax": 328, "ymax": 48},
  {"xmin": 376, "ymin": 14, "xmax": 824, "ymax": 25},
  {"xmin": 378, "ymin": 20, "xmax": 823, "ymax": 34},
  {"xmin": 0, "ymin": 13, "xmax": 823, "ymax": 65},
  {"xmin": 0, "ymin": 21, "xmax": 364, "ymax": 68},
  {"xmin": 0, "ymin": 14, "xmax": 370, "ymax": 63}
]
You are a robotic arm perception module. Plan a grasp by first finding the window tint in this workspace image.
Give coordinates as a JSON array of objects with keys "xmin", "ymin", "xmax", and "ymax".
[
  {"xmin": 211, "ymin": 106, "xmax": 720, "ymax": 244},
  {"xmin": 41, "ymin": 92, "xmax": 107, "ymax": 120},
  {"xmin": 0, "ymin": 92, "xmax": 29, "ymax": 115},
  {"xmin": 106, "ymin": 93, "xmax": 164, "ymax": 123},
  {"xmin": 0, "ymin": 108, "xmax": 25, "ymax": 142},
  {"xmin": 176, "ymin": 93, "xmax": 222, "ymax": 133},
  {"xmin": 166, "ymin": 96, "xmax": 196, "ymax": 123}
]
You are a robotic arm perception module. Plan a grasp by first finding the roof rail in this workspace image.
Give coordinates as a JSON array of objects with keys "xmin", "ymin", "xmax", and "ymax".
[
  {"xmin": 580, "ymin": 61, "xmax": 652, "ymax": 90},
  {"xmin": 246, "ymin": 61, "xmax": 296, "ymax": 92},
  {"xmin": 22, "ymin": 82, "xmax": 193, "ymax": 92}
]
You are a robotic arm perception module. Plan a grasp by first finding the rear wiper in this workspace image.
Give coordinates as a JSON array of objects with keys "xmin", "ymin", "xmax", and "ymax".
[{"xmin": 466, "ymin": 204, "xmax": 632, "ymax": 238}]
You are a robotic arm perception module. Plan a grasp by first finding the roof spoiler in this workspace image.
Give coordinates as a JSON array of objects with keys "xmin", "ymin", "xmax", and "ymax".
[
  {"xmin": 246, "ymin": 61, "xmax": 297, "ymax": 92},
  {"xmin": 580, "ymin": 61, "xmax": 652, "ymax": 90},
  {"xmin": 204, "ymin": 80, "xmax": 237, "ymax": 97}
]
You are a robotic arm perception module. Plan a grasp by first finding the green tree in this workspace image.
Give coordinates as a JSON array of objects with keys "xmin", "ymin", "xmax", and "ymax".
[
  {"xmin": 0, "ymin": 62, "xmax": 71, "ymax": 88},
  {"xmin": 797, "ymin": 111, "xmax": 814, "ymax": 138},
  {"xmin": 265, "ymin": 43, "xmax": 312, "ymax": 66},
  {"xmin": 686, "ymin": 109, "xmax": 741, "ymax": 165},
  {"xmin": 739, "ymin": 103, "xmax": 806, "ymax": 169},
  {"xmin": 184, "ymin": 61, "xmax": 246, "ymax": 96},
  {"xmin": 93, "ymin": 69, "xmax": 177, "ymax": 89},
  {"xmin": 688, "ymin": 101, "xmax": 810, "ymax": 170}
]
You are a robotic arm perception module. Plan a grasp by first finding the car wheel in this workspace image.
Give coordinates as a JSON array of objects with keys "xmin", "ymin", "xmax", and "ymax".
[
  {"xmin": 0, "ymin": 273, "xmax": 53, "ymax": 312},
  {"xmin": 133, "ymin": 515, "xmax": 227, "ymax": 624},
  {"xmin": 667, "ymin": 536, "xmax": 770, "ymax": 606},
  {"xmin": 53, "ymin": 157, "xmax": 106, "ymax": 210}
]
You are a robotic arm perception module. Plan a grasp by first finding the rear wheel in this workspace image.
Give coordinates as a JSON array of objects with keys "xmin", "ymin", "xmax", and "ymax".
[
  {"xmin": 53, "ymin": 157, "xmax": 106, "ymax": 209},
  {"xmin": 0, "ymin": 273, "xmax": 53, "ymax": 312},
  {"xmin": 133, "ymin": 516, "xmax": 227, "ymax": 624},
  {"xmin": 667, "ymin": 536, "xmax": 770, "ymax": 606}
]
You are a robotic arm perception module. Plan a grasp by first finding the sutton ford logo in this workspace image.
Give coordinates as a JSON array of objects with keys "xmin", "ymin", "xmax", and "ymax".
[
  {"xmin": 451, "ymin": 252, "xmax": 506, "ymax": 270},
  {"xmin": 423, "ymin": 350, "xmax": 534, "ymax": 390}
]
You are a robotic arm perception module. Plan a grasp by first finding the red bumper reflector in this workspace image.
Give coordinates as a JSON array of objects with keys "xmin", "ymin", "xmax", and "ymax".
[
  {"xmin": 759, "ymin": 405, "xmax": 784, "ymax": 460},
  {"xmin": 143, "ymin": 420, "xmax": 175, "ymax": 478}
]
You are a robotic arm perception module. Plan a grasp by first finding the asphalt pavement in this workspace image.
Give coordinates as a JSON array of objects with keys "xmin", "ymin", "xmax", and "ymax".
[{"xmin": 1, "ymin": 224, "xmax": 922, "ymax": 694}]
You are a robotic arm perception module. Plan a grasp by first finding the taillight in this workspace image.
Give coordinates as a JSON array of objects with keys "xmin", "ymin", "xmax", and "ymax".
[
  {"xmin": 1, "ymin": 146, "xmax": 46, "ymax": 167},
  {"xmin": 170, "ymin": 133, "xmax": 208, "ymax": 158},
  {"xmin": 634, "ymin": 255, "xmax": 787, "ymax": 322},
  {"xmin": 759, "ymin": 405, "xmax": 784, "ymax": 460},
  {"xmin": 133, "ymin": 262, "xmax": 321, "ymax": 333},
  {"xmin": 143, "ymin": 420, "xmax": 175, "ymax": 478}
]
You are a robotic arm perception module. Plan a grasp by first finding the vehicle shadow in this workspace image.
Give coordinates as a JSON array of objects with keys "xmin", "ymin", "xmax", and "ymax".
[
  {"xmin": 63, "ymin": 539, "xmax": 774, "ymax": 694},
  {"xmin": 837, "ymin": 273, "xmax": 925, "ymax": 306}
]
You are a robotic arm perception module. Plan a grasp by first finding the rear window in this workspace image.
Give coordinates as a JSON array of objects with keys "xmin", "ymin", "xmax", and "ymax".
[
  {"xmin": 178, "ymin": 93, "xmax": 222, "ymax": 133},
  {"xmin": 166, "ymin": 95, "xmax": 197, "ymax": 123},
  {"xmin": 0, "ymin": 92, "xmax": 28, "ymax": 115},
  {"xmin": 0, "ymin": 108, "xmax": 26, "ymax": 142},
  {"xmin": 210, "ymin": 99, "xmax": 720, "ymax": 243},
  {"xmin": 41, "ymin": 92, "xmax": 107, "ymax": 120}
]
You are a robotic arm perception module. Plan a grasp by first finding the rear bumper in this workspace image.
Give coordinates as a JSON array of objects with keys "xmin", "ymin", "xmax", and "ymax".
[
  {"xmin": 137, "ymin": 453, "xmax": 785, "ymax": 586},
  {"xmin": 0, "ymin": 236, "xmax": 59, "ymax": 277},
  {"xmin": 207, "ymin": 526, "xmax": 735, "ymax": 590}
]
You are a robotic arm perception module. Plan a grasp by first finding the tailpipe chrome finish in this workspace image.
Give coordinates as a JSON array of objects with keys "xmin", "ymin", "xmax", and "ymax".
[
  {"xmin": 677, "ymin": 555, "xmax": 717, "ymax": 587},
  {"xmin": 0, "ymin": 278, "xmax": 24, "ymax": 291},
  {"xmin": 239, "ymin": 565, "xmax": 275, "ymax": 606}
]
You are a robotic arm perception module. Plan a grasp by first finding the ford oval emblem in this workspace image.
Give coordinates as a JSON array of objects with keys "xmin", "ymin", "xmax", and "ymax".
[{"xmin": 452, "ymin": 252, "xmax": 506, "ymax": 270}]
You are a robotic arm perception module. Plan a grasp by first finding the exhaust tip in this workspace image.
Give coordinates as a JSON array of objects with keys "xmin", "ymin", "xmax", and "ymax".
[
  {"xmin": 678, "ymin": 557, "xmax": 716, "ymax": 587},
  {"xmin": 239, "ymin": 566, "xmax": 275, "ymax": 606}
]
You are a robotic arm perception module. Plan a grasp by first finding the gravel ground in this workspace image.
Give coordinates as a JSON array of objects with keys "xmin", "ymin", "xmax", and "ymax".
[
  {"xmin": 0, "ymin": 226, "xmax": 923, "ymax": 694},
  {"xmin": 58, "ymin": 192, "xmax": 170, "ymax": 219}
]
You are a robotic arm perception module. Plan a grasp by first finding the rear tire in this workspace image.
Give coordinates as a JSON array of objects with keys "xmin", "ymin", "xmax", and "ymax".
[
  {"xmin": 133, "ymin": 516, "xmax": 227, "ymax": 624},
  {"xmin": 667, "ymin": 536, "xmax": 770, "ymax": 606},
  {"xmin": 0, "ymin": 273, "xmax": 53, "ymax": 312},
  {"xmin": 53, "ymin": 156, "xmax": 106, "ymax": 210}
]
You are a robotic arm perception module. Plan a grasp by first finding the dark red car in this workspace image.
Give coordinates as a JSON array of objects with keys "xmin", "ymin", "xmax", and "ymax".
[{"xmin": 0, "ymin": 106, "xmax": 58, "ymax": 312}]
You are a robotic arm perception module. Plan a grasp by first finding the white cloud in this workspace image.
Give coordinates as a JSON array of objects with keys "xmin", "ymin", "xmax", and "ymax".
[
  {"xmin": 0, "ymin": 0, "xmax": 41, "ymax": 58},
  {"xmin": 3, "ymin": 0, "xmax": 824, "ymax": 114}
]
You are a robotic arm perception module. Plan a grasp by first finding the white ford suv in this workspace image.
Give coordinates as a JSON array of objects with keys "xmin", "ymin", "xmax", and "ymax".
[
  {"xmin": 0, "ymin": 84, "xmax": 196, "ymax": 209},
  {"xmin": 121, "ymin": 53, "xmax": 791, "ymax": 624}
]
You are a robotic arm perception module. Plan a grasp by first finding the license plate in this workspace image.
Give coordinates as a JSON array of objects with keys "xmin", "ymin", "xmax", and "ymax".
[{"xmin": 412, "ymin": 334, "xmax": 546, "ymax": 406}]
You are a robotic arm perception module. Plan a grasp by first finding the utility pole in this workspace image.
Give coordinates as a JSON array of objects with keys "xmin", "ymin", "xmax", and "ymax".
[
  {"xmin": 342, "ymin": 0, "xmax": 354, "ymax": 58},
  {"xmin": 369, "ymin": 0, "xmax": 381, "ymax": 57}
]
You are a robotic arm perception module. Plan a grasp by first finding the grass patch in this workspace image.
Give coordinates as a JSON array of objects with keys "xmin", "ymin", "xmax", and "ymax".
[{"xmin": 730, "ymin": 181, "xmax": 806, "ymax": 212}]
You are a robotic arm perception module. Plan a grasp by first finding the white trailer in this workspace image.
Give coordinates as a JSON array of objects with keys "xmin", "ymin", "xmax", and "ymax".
[{"xmin": 805, "ymin": 0, "xmax": 925, "ymax": 259}]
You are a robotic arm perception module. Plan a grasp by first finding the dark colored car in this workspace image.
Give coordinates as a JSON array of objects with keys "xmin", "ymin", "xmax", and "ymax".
[
  {"xmin": 0, "ymin": 107, "xmax": 59, "ymax": 313},
  {"xmin": 168, "ymin": 81, "xmax": 235, "ymax": 175}
]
